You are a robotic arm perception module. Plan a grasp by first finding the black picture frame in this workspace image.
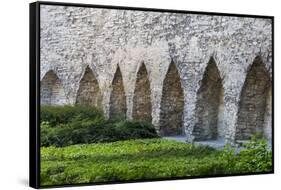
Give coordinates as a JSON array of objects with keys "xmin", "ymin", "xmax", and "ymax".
[{"xmin": 30, "ymin": 1, "xmax": 274, "ymax": 189}]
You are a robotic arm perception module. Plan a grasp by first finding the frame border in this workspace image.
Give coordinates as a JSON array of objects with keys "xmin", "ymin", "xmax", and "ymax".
[
  {"xmin": 29, "ymin": 1, "xmax": 274, "ymax": 189},
  {"xmin": 30, "ymin": 2, "xmax": 41, "ymax": 189}
]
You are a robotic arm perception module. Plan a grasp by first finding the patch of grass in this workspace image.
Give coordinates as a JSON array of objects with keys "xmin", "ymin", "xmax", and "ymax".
[{"xmin": 40, "ymin": 138, "xmax": 272, "ymax": 186}]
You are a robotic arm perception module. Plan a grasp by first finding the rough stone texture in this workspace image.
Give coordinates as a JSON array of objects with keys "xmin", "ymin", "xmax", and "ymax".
[
  {"xmin": 40, "ymin": 5, "xmax": 273, "ymax": 144},
  {"xmin": 217, "ymin": 88, "xmax": 225, "ymax": 139},
  {"xmin": 235, "ymin": 57, "xmax": 271, "ymax": 140},
  {"xmin": 76, "ymin": 66, "xmax": 102, "ymax": 109},
  {"xmin": 41, "ymin": 70, "xmax": 68, "ymax": 105},
  {"xmin": 264, "ymin": 86, "xmax": 272, "ymax": 140},
  {"xmin": 159, "ymin": 62, "xmax": 184, "ymax": 136},
  {"xmin": 193, "ymin": 58, "xmax": 224, "ymax": 140},
  {"xmin": 132, "ymin": 63, "xmax": 152, "ymax": 122},
  {"xmin": 109, "ymin": 66, "xmax": 127, "ymax": 119}
]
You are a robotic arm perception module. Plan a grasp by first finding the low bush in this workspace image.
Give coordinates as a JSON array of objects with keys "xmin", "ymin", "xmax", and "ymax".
[
  {"xmin": 40, "ymin": 105, "xmax": 105, "ymax": 127},
  {"xmin": 222, "ymin": 136, "xmax": 272, "ymax": 174},
  {"xmin": 41, "ymin": 120, "xmax": 159, "ymax": 147},
  {"xmin": 40, "ymin": 105, "xmax": 159, "ymax": 147},
  {"xmin": 98, "ymin": 120, "xmax": 159, "ymax": 142}
]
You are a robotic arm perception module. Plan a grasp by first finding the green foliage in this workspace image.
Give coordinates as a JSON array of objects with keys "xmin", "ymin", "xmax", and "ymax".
[
  {"xmin": 212, "ymin": 137, "xmax": 272, "ymax": 174},
  {"xmin": 40, "ymin": 106, "xmax": 272, "ymax": 186},
  {"xmin": 100, "ymin": 120, "xmax": 159, "ymax": 141},
  {"xmin": 233, "ymin": 137, "xmax": 272, "ymax": 173},
  {"xmin": 40, "ymin": 105, "xmax": 159, "ymax": 147},
  {"xmin": 40, "ymin": 138, "xmax": 272, "ymax": 186},
  {"xmin": 40, "ymin": 139, "xmax": 217, "ymax": 185},
  {"xmin": 41, "ymin": 120, "xmax": 159, "ymax": 147},
  {"xmin": 41, "ymin": 105, "xmax": 105, "ymax": 127}
]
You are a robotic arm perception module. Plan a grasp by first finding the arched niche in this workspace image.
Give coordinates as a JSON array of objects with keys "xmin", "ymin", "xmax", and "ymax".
[
  {"xmin": 76, "ymin": 66, "xmax": 102, "ymax": 109},
  {"xmin": 109, "ymin": 65, "xmax": 127, "ymax": 119},
  {"xmin": 159, "ymin": 61, "xmax": 184, "ymax": 136},
  {"xmin": 40, "ymin": 70, "xmax": 67, "ymax": 105},
  {"xmin": 236, "ymin": 57, "xmax": 271, "ymax": 141},
  {"xmin": 193, "ymin": 58, "xmax": 224, "ymax": 141},
  {"xmin": 132, "ymin": 63, "xmax": 152, "ymax": 122}
]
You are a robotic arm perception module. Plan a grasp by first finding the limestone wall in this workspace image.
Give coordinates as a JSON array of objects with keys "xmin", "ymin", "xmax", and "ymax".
[{"xmin": 40, "ymin": 5, "xmax": 272, "ymax": 144}]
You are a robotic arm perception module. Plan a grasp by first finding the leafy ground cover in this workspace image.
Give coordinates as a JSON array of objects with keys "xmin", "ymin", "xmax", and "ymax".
[{"xmin": 41, "ymin": 138, "xmax": 272, "ymax": 186}]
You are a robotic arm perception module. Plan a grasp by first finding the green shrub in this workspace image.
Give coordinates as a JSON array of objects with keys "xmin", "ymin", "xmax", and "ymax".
[
  {"xmin": 233, "ymin": 137, "xmax": 272, "ymax": 173},
  {"xmin": 40, "ymin": 105, "xmax": 159, "ymax": 147},
  {"xmin": 40, "ymin": 105, "xmax": 105, "ymax": 127},
  {"xmin": 216, "ymin": 137, "xmax": 272, "ymax": 174},
  {"xmin": 41, "ymin": 120, "xmax": 159, "ymax": 147},
  {"xmin": 98, "ymin": 120, "xmax": 159, "ymax": 142}
]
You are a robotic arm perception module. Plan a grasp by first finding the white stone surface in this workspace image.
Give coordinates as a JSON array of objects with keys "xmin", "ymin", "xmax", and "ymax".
[{"xmin": 40, "ymin": 5, "xmax": 272, "ymax": 144}]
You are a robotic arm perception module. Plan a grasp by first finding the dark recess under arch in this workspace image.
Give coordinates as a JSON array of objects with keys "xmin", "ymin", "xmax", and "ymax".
[
  {"xmin": 132, "ymin": 63, "xmax": 152, "ymax": 122},
  {"xmin": 159, "ymin": 61, "xmax": 184, "ymax": 136},
  {"xmin": 76, "ymin": 66, "xmax": 102, "ymax": 109},
  {"xmin": 40, "ymin": 70, "xmax": 67, "ymax": 105},
  {"xmin": 109, "ymin": 66, "xmax": 127, "ymax": 119},
  {"xmin": 236, "ymin": 57, "xmax": 271, "ymax": 141},
  {"xmin": 193, "ymin": 58, "xmax": 224, "ymax": 141}
]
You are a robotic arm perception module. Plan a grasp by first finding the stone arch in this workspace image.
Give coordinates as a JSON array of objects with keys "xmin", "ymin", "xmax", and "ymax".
[
  {"xmin": 40, "ymin": 70, "xmax": 67, "ymax": 105},
  {"xmin": 109, "ymin": 65, "xmax": 127, "ymax": 119},
  {"xmin": 236, "ymin": 56, "xmax": 271, "ymax": 141},
  {"xmin": 193, "ymin": 57, "xmax": 224, "ymax": 141},
  {"xmin": 159, "ymin": 61, "xmax": 184, "ymax": 136},
  {"xmin": 76, "ymin": 66, "xmax": 102, "ymax": 109},
  {"xmin": 132, "ymin": 63, "xmax": 152, "ymax": 122}
]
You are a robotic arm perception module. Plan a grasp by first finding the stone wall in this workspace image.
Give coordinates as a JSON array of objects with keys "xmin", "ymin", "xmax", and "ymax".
[{"xmin": 40, "ymin": 5, "xmax": 273, "ymax": 144}]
